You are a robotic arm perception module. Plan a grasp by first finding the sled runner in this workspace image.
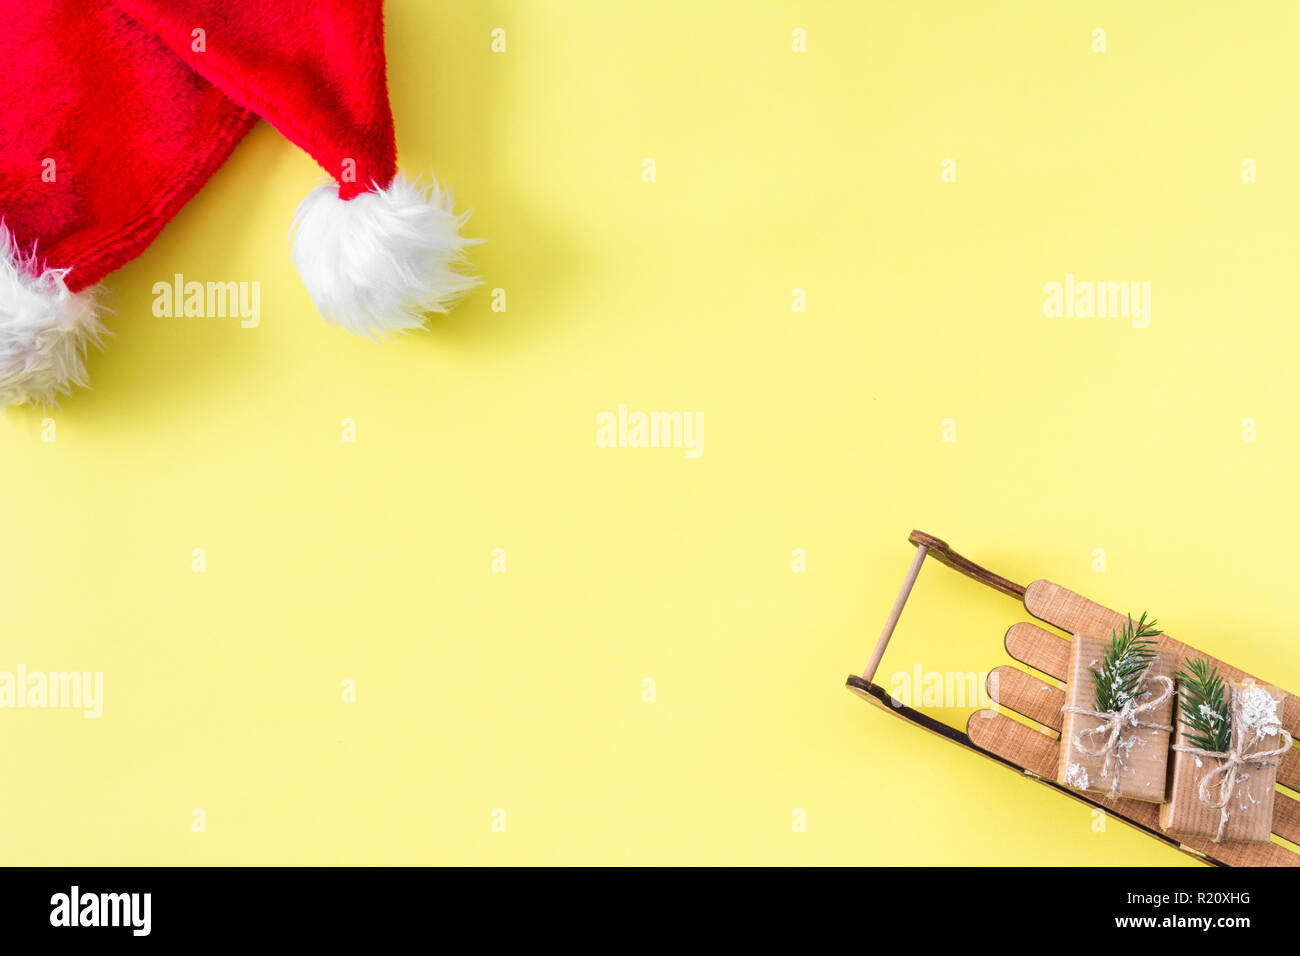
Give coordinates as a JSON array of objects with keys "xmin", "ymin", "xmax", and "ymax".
[{"xmin": 845, "ymin": 531, "xmax": 1300, "ymax": 866}]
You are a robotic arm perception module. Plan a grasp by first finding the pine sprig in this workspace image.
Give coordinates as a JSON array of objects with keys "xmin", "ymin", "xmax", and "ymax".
[
  {"xmin": 1177, "ymin": 657, "xmax": 1230, "ymax": 753},
  {"xmin": 1090, "ymin": 612, "xmax": 1161, "ymax": 712}
]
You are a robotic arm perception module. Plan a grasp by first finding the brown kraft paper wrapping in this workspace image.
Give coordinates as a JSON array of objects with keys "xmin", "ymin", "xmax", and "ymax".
[
  {"xmin": 1161, "ymin": 680, "xmax": 1288, "ymax": 844},
  {"xmin": 1057, "ymin": 633, "xmax": 1176, "ymax": 803}
]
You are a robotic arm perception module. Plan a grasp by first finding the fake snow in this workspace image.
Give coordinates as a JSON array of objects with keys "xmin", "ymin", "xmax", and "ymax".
[
  {"xmin": 1237, "ymin": 684, "xmax": 1282, "ymax": 736},
  {"xmin": 1065, "ymin": 763, "xmax": 1090, "ymax": 790},
  {"xmin": 1115, "ymin": 732, "xmax": 1142, "ymax": 764},
  {"xmin": 1198, "ymin": 704, "xmax": 1225, "ymax": 726}
]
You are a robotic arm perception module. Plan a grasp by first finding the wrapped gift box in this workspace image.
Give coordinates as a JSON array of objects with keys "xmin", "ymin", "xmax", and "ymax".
[
  {"xmin": 1056, "ymin": 633, "xmax": 1177, "ymax": 803},
  {"xmin": 1160, "ymin": 680, "xmax": 1286, "ymax": 843}
]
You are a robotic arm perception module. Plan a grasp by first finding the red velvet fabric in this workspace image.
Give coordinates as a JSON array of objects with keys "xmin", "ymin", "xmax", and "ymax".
[{"xmin": 0, "ymin": 0, "xmax": 397, "ymax": 293}]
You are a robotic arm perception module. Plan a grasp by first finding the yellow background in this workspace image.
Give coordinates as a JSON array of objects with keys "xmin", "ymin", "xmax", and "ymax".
[{"xmin": 2, "ymin": 0, "xmax": 1298, "ymax": 865}]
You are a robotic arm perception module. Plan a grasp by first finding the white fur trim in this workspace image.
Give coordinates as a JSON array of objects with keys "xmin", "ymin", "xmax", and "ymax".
[
  {"xmin": 289, "ymin": 172, "xmax": 480, "ymax": 339},
  {"xmin": 0, "ymin": 226, "xmax": 106, "ymax": 408}
]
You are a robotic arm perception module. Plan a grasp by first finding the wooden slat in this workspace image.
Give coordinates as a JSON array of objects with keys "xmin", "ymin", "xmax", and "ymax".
[
  {"xmin": 1024, "ymin": 580, "xmax": 1300, "ymax": 740},
  {"xmin": 1285, "ymin": 749, "xmax": 1300, "ymax": 795},
  {"xmin": 987, "ymin": 665, "xmax": 1063, "ymax": 729},
  {"xmin": 967, "ymin": 710, "xmax": 1300, "ymax": 867},
  {"xmin": 967, "ymin": 709, "xmax": 1060, "ymax": 776},
  {"xmin": 1022, "ymin": 580, "xmax": 1127, "ymax": 639},
  {"xmin": 1272, "ymin": 792, "xmax": 1300, "ymax": 847},
  {"xmin": 1005, "ymin": 622, "xmax": 1068, "ymax": 681},
  {"xmin": 1006, "ymin": 618, "xmax": 1300, "ymax": 795}
]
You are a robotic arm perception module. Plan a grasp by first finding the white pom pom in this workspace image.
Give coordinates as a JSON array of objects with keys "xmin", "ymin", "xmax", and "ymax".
[
  {"xmin": 0, "ymin": 226, "xmax": 106, "ymax": 408},
  {"xmin": 289, "ymin": 172, "xmax": 481, "ymax": 339}
]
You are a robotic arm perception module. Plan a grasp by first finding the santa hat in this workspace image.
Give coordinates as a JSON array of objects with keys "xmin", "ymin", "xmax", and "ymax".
[{"xmin": 0, "ymin": 0, "xmax": 479, "ymax": 407}]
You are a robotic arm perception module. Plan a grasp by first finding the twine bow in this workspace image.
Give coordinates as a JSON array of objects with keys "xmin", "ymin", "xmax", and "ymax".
[
  {"xmin": 1172, "ymin": 681, "xmax": 1293, "ymax": 843},
  {"xmin": 1063, "ymin": 670, "xmax": 1173, "ymax": 797}
]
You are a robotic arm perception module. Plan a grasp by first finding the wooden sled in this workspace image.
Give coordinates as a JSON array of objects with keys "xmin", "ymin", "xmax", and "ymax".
[{"xmin": 845, "ymin": 530, "xmax": 1300, "ymax": 867}]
